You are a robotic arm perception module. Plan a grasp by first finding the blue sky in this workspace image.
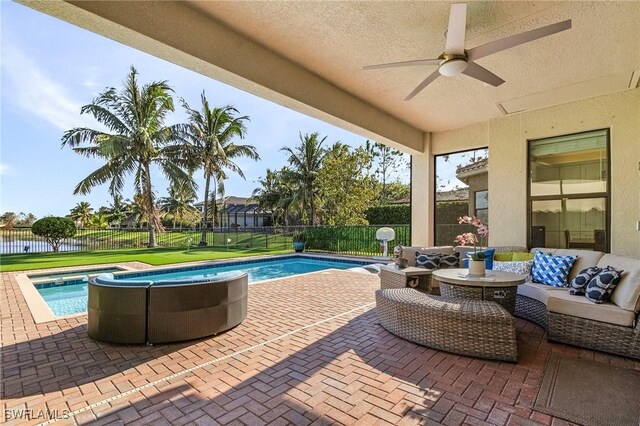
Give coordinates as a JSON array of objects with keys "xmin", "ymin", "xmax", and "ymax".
[{"xmin": 1, "ymin": 2, "xmax": 415, "ymax": 218}]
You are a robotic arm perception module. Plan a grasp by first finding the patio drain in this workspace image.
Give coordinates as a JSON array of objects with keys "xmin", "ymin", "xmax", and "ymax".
[{"xmin": 37, "ymin": 302, "xmax": 375, "ymax": 426}]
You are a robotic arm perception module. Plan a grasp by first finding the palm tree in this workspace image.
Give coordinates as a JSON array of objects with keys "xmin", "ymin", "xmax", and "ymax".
[
  {"xmin": 105, "ymin": 194, "xmax": 130, "ymax": 227},
  {"xmin": 281, "ymin": 132, "xmax": 328, "ymax": 225},
  {"xmin": 69, "ymin": 202, "xmax": 94, "ymax": 228},
  {"xmin": 127, "ymin": 194, "xmax": 148, "ymax": 228},
  {"xmin": 88, "ymin": 213, "xmax": 110, "ymax": 229},
  {"xmin": 252, "ymin": 169, "xmax": 281, "ymax": 225},
  {"xmin": 159, "ymin": 182, "xmax": 199, "ymax": 228},
  {"xmin": 174, "ymin": 92, "xmax": 259, "ymax": 245},
  {"xmin": 61, "ymin": 66, "xmax": 194, "ymax": 247}
]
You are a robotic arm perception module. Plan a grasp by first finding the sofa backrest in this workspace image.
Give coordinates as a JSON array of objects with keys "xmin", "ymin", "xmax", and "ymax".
[
  {"xmin": 597, "ymin": 254, "xmax": 640, "ymax": 313},
  {"xmin": 554, "ymin": 249, "xmax": 605, "ymax": 282},
  {"xmin": 402, "ymin": 245, "xmax": 528, "ymax": 267},
  {"xmin": 400, "ymin": 246, "xmax": 454, "ymax": 266},
  {"xmin": 530, "ymin": 248, "xmax": 606, "ymax": 282}
]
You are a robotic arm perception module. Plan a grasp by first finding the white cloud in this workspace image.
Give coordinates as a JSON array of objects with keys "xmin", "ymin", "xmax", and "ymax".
[
  {"xmin": 1, "ymin": 41, "xmax": 99, "ymax": 132},
  {"xmin": 0, "ymin": 163, "xmax": 11, "ymax": 175}
]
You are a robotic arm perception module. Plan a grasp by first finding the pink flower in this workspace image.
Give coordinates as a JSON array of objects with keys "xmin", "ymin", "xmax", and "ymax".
[
  {"xmin": 454, "ymin": 232, "xmax": 477, "ymax": 246},
  {"xmin": 457, "ymin": 215, "xmax": 473, "ymax": 225},
  {"xmin": 454, "ymin": 216, "xmax": 488, "ymax": 250}
]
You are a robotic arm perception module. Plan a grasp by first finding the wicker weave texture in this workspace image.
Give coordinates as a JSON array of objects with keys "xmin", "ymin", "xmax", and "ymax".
[
  {"xmin": 375, "ymin": 288, "xmax": 518, "ymax": 362},
  {"xmin": 440, "ymin": 283, "xmax": 517, "ymax": 314},
  {"xmin": 515, "ymin": 295, "xmax": 548, "ymax": 329},
  {"xmin": 548, "ymin": 311, "xmax": 640, "ymax": 359},
  {"xmin": 380, "ymin": 268, "xmax": 434, "ymax": 293},
  {"xmin": 516, "ymin": 294, "xmax": 639, "ymax": 360}
]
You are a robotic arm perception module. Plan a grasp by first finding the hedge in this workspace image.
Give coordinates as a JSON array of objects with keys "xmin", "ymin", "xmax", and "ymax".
[{"xmin": 366, "ymin": 205, "xmax": 410, "ymax": 225}]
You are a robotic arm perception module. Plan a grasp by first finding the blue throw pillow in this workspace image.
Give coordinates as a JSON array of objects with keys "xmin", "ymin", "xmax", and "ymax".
[
  {"xmin": 585, "ymin": 266, "xmax": 624, "ymax": 304},
  {"xmin": 462, "ymin": 249, "xmax": 496, "ymax": 270},
  {"xmin": 415, "ymin": 252, "xmax": 440, "ymax": 269},
  {"xmin": 531, "ymin": 250, "xmax": 577, "ymax": 287},
  {"xmin": 569, "ymin": 266, "xmax": 601, "ymax": 295}
]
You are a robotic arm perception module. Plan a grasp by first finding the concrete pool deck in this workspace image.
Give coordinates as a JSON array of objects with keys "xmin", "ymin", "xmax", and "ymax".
[{"xmin": 2, "ymin": 266, "xmax": 639, "ymax": 425}]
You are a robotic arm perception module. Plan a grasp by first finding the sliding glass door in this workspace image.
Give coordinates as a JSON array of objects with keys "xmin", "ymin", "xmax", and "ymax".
[{"xmin": 528, "ymin": 129, "xmax": 609, "ymax": 251}]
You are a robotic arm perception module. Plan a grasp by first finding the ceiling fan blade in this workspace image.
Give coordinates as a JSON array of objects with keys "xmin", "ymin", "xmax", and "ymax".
[
  {"xmin": 444, "ymin": 3, "xmax": 467, "ymax": 55},
  {"xmin": 462, "ymin": 62, "xmax": 505, "ymax": 86},
  {"xmin": 468, "ymin": 19, "xmax": 571, "ymax": 61},
  {"xmin": 363, "ymin": 58, "xmax": 441, "ymax": 70},
  {"xmin": 405, "ymin": 69, "xmax": 441, "ymax": 100}
]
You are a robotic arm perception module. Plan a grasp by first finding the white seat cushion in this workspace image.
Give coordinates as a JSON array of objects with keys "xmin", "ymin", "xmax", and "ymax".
[
  {"xmin": 517, "ymin": 282, "xmax": 565, "ymax": 304},
  {"xmin": 547, "ymin": 291, "xmax": 636, "ymax": 327}
]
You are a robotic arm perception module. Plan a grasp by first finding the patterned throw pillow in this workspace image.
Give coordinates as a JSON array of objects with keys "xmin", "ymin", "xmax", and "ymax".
[
  {"xmin": 531, "ymin": 250, "xmax": 578, "ymax": 287},
  {"xmin": 585, "ymin": 266, "xmax": 624, "ymax": 304},
  {"xmin": 493, "ymin": 260, "xmax": 534, "ymax": 281},
  {"xmin": 569, "ymin": 267, "xmax": 601, "ymax": 295},
  {"xmin": 415, "ymin": 252, "xmax": 441, "ymax": 269},
  {"xmin": 437, "ymin": 252, "xmax": 460, "ymax": 269}
]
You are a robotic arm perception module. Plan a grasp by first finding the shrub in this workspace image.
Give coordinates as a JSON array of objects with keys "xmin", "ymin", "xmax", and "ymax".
[
  {"xmin": 31, "ymin": 217, "xmax": 76, "ymax": 252},
  {"xmin": 365, "ymin": 205, "xmax": 410, "ymax": 225}
]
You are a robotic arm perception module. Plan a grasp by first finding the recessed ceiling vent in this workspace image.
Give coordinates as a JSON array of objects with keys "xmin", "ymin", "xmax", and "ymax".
[{"xmin": 498, "ymin": 70, "xmax": 640, "ymax": 115}]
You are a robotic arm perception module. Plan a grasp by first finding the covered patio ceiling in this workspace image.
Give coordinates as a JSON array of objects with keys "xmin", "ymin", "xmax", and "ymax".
[{"xmin": 21, "ymin": 1, "xmax": 640, "ymax": 154}]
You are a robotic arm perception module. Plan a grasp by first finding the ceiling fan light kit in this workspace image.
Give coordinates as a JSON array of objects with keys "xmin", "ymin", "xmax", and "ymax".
[
  {"xmin": 364, "ymin": 3, "xmax": 572, "ymax": 100},
  {"xmin": 438, "ymin": 56, "xmax": 467, "ymax": 76}
]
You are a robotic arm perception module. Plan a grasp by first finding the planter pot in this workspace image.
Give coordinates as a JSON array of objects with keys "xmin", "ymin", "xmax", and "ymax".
[
  {"xmin": 293, "ymin": 242, "xmax": 305, "ymax": 253},
  {"xmin": 468, "ymin": 259, "xmax": 486, "ymax": 277}
]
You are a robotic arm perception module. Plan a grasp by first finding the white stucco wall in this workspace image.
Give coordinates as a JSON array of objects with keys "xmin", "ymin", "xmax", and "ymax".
[{"xmin": 413, "ymin": 88, "xmax": 640, "ymax": 257}]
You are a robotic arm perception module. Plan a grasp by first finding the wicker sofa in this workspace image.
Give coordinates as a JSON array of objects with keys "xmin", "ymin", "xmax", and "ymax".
[
  {"xmin": 389, "ymin": 245, "xmax": 640, "ymax": 359},
  {"xmin": 386, "ymin": 245, "xmax": 527, "ymax": 293},
  {"xmin": 515, "ymin": 248, "xmax": 640, "ymax": 359},
  {"xmin": 88, "ymin": 272, "xmax": 248, "ymax": 344}
]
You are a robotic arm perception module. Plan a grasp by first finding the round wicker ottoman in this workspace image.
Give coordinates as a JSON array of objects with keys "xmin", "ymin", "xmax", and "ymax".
[{"xmin": 375, "ymin": 288, "xmax": 518, "ymax": 361}]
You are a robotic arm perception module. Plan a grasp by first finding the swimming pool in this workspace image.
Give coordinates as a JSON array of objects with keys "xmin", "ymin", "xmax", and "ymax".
[{"xmin": 35, "ymin": 255, "xmax": 372, "ymax": 317}]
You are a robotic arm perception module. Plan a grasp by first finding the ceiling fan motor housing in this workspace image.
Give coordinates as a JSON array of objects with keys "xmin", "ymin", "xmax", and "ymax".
[{"xmin": 439, "ymin": 54, "xmax": 468, "ymax": 76}]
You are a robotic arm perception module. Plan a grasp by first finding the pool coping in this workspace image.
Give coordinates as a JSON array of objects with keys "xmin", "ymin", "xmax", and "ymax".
[{"xmin": 15, "ymin": 253, "xmax": 387, "ymax": 324}]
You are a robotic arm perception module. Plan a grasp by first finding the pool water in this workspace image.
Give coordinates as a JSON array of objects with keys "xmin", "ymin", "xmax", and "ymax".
[{"xmin": 36, "ymin": 256, "xmax": 368, "ymax": 317}]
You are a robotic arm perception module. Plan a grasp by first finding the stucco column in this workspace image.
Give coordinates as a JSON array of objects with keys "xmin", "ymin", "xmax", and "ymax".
[{"xmin": 411, "ymin": 133, "xmax": 434, "ymax": 246}]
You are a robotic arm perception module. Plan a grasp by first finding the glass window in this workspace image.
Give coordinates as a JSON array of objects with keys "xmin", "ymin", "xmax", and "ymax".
[
  {"xmin": 475, "ymin": 190, "xmax": 488, "ymax": 224},
  {"xmin": 528, "ymin": 129, "xmax": 609, "ymax": 251},
  {"xmin": 434, "ymin": 148, "xmax": 488, "ymax": 246}
]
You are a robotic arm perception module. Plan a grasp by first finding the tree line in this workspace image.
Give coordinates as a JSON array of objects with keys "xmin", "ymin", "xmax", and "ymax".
[
  {"xmin": 252, "ymin": 137, "xmax": 408, "ymax": 226},
  {"xmin": 3, "ymin": 66, "xmax": 409, "ymax": 247}
]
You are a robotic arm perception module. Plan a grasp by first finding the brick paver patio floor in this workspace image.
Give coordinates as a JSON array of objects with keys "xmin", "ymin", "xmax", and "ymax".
[{"xmin": 2, "ymin": 266, "xmax": 639, "ymax": 425}]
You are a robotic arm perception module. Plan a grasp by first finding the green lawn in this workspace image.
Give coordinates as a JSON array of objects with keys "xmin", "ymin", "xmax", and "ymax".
[{"xmin": 0, "ymin": 246, "xmax": 292, "ymax": 272}]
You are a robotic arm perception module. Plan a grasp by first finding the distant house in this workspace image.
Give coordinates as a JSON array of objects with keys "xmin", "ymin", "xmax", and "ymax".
[
  {"xmin": 194, "ymin": 196, "xmax": 273, "ymax": 228},
  {"xmin": 389, "ymin": 188, "xmax": 469, "ymax": 206},
  {"xmin": 456, "ymin": 158, "xmax": 488, "ymax": 223}
]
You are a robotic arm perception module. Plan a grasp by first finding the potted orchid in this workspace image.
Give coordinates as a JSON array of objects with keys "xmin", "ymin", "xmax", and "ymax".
[{"xmin": 454, "ymin": 215, "xmax": 489, "ymax": 276}]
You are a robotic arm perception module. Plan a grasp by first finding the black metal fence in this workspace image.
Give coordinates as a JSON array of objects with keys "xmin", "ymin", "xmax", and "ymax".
[{"xmin": 0, "ymin": 225, "xmax": 411, "ymax": 256}]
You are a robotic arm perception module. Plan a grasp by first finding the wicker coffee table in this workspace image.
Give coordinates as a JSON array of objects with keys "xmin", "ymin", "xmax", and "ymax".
[
  {"xmin": 379, "ymin": 265, "xmax": 434, "ymax": 293},
  {"xmin": 432, "ymin": 269, "xmax": 526, "ymax": 314}
]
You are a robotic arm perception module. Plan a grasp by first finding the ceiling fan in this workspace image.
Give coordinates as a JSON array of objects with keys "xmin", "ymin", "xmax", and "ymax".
[{"xmin": 364, "ymin": 3, "xmax": 572, "ymax": 100}]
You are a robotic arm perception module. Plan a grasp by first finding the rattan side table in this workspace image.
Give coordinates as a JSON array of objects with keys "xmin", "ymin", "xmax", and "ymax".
[
  {"xmin": 432, "ymin": 269, "xmax": 526, "ymax": 314},
  {"xmin": 379, "ymin": 265, "xmax": 435, "ymax": 293}
]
